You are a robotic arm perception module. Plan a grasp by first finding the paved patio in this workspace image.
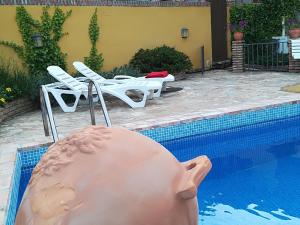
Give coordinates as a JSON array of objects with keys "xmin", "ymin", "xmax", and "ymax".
[{"xmin": 1, "ymin": 69, "xmax": 300, "ymax": 148}]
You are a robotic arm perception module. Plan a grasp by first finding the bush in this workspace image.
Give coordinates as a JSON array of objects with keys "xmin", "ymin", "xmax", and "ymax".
[
  {"xmin": 0, "ymin": 58, "xmax": 54, "ymax": 105},
  {"xmin": 0, "ymin": 59, "xmax": 28, "ymax": 106},
  {"xmin": 0, "ymin": 87, "xmax": 15, "ymax": 107},
  {"xmin": 100, "ymin": 65, "xmax": 141, "ymax": 79},
  {"xmin": 230, "ymin": 0, "xmax": 300, "ymax": 43},
  {"xmin": 129, "ymin": 45, "xmax": 192, "ymax": 74}
]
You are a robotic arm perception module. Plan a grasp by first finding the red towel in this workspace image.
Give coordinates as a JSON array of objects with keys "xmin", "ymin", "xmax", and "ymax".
[{"xmin": 146, "ymin": 71, "xmax": 169, "ymax": 78}]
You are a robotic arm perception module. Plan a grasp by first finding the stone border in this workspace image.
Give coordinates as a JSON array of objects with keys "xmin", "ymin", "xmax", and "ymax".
[
  {"xmin": 0, "ymin": 98, "xmax": 37, "ymax": 123},
  {"xmin": 0, "ymin": 0, "xmax": 210, "ymax": 7},
  {"xmin": 133, "ymin": 99, "xmax": 300, "ymax": 132},
  {"xmin": 0, "ymin": 143, "xmax": 18, "ymax": 225}
]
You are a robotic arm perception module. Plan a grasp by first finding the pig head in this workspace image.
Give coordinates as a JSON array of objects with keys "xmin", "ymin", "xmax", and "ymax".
[{"xmin": 16, "ymin": 126, "xmax": 211, "ymax": 225}]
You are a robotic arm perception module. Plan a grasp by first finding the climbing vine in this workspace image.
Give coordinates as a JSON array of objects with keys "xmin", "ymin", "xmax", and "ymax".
[
  {"xmin": 0, "ymin": 6, "xmax": 71, "ymax": 75},
  {"xmin": 84, "ymin": 9, "xmax": 104, "ymax": 72}
]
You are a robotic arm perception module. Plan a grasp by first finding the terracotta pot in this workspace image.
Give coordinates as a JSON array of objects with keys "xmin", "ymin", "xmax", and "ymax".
[
  {"xmin": 296, "ymin": 28, "xmax": 300, "ymax": 37},
  {"xmin": 289, "ymin": 29, "xmax": 300, "ymax": 39},
  {"xmin": 16, "ymin": 126, "xmax": 212, "ymax": 225},
  {"xmin": 234, "ymin": 31, "xmax": 244, "ymax": 41}
]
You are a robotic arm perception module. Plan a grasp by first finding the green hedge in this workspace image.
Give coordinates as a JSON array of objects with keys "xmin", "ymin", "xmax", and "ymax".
[
  {"xmin": 230, "ymin": 0, "xmax": 300, "ymax": 43},
  {"xmin": 129, "ymin": 45, "xmax": 192, "ymax": 74}
]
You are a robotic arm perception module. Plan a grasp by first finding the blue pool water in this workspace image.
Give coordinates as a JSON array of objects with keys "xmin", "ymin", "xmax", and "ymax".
[
  {"xmin": 15, "ymin": 116, "xmax": 300, "ymax": 224},
  {"xmin": 162, "ymin": 116, "xmax": 300, "ymax": 225}
]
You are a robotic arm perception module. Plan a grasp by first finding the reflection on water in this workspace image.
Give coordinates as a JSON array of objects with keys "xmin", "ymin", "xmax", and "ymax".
[
  {"xmin": 199, "ymin": 203, "xmax": 300, "ymax": 225},
  {"xmin": 197, "ymin": 151, "xmax": 300, "ymax": 224}
]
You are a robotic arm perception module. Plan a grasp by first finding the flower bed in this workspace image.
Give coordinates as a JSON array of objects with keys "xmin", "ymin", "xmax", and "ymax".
[
  {"xmin": 0, "ymin": 97, "xmax": 37, "ymax": 123},
  {"xmin": 0, "ymin": 87, "xmax": 14, "ymax": 107}
]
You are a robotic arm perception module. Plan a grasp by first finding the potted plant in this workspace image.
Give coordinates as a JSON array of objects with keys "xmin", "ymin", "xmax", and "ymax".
[
  {"xmin": 287, "ymin": 18, "xmax": 300, "ymax": 39},
  {"xmin": 230, "ymin": 20, "xmax": 247, "ymax": 41}
]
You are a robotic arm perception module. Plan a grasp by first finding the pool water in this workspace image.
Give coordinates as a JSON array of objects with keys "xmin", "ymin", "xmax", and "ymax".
[
  {"xmin": 162, "ymin": 116, "xmax": 300, "ymax": 225},
  {"xmin": 16, "ymin": 116, "xmax": 300, "ymax": 224}
]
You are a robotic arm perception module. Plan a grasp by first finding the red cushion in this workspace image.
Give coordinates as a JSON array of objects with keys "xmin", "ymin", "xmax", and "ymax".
[{"xmin": 145, "ymin": 71, "xmax": 169, "ymax": 78}]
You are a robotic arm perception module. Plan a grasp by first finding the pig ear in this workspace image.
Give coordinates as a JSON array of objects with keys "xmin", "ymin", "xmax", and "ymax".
[{"xmin": 177, "ymin": 156, "xmax": 212, "ymax": 200}]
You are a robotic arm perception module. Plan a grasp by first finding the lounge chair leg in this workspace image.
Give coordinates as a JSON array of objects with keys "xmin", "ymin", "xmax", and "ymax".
[{"xmin": 49, "ymin": 89, "xmax": 81, "ymax": 113}]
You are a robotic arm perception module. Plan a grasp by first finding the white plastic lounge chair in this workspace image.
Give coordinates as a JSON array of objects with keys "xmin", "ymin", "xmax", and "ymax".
[
  {"xmin": 46, "ymin": 66, "xmax": 160, "ymax": 111},
  {"xmin": 73, "ymin": 61, "xmax": 169, "ymax": 98},
  {"xmin": 291, "ymin": 39, "xmax": 300, "ymax": 59}
]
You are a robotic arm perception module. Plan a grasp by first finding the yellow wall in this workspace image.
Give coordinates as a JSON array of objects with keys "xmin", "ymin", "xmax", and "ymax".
[{"xmin": 0, "ymin": 6, "xmax": 212, "ymax": 72}]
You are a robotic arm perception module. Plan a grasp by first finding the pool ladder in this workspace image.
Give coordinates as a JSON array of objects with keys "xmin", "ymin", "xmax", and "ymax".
[{"xmin": 40, "ymin": 80, "xmax": 112, "ymax": 142}]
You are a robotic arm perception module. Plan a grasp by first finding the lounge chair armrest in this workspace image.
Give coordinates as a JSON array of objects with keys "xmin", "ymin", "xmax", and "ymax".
[
  {"xmin": 45, "ymin": 86, "xmax": 82, "ymax": 95},
  {"xmin": 76, "ymin": 77, "xmax": 90, "ymax": 82},
  {"xmin": 114, "ymin": 75, "xmax": 134, "ymax": 80}
]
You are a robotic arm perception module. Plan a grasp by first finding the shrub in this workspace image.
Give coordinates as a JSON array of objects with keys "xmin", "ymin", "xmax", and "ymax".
[
  {"xmin": 84, "ymin": 9, "xmax": 104, "ymax": 72},
  {"xmin": 0, "ymin": 87, "xmax": 15, "ymax": 107},
  {"xmin": 0, "ymin": 58, "xmax": 54, "ymax": 105},
  {"xmin": 101, "ymin": 65, "xmax": 141, "ymax": 79},
  {"xmin": 230, "ymin": 20, "xmax": 247, "ymax": 33},
  {"xmin": 0, "ymin": 59, "xmax": 28, "ymax": 106},
  {"xmin": 287, "ymin": 18, "xmax": 299, "ymax": 29},
  {"xmin": 129, "ymin": 45, "xmax": 192, "ymax": 74}
]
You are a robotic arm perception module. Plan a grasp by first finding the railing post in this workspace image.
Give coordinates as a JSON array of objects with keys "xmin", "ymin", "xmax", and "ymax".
[
  {"xmin": 40, "ymin": 88, "xmax": 50, "ymax": 137},
  {"xmin": 201, "ymin": 45, "xmax": 205, "ymax": 75},
  {"xmin": 232, "ymin": 40, "xmax": 245, "ymax": 73},
  {"xmin": 288, "ymin": 40, "xmax": 300, "ymax": 73}
]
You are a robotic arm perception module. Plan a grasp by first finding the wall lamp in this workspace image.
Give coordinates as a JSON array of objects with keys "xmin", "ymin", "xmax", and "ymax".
[
  {"xmin": 181, "ymin": 28, "xmax": 189, "ymax": 39},
  {"xmin": 32, "ymin": 33, "xmax": 43, "ymax": 47}
]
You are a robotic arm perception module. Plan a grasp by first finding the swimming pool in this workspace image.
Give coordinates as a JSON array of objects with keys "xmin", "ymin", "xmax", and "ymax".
[
  {"xmin": 162, "ymin": 115, "xmax": 300, "ymax": 225},
  {"xmin": 5, "ymin": 102, "xmax": 300, "ymax": 225}
]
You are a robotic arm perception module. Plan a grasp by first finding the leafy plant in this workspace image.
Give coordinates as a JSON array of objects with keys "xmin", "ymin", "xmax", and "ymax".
[
  {"xmin": 129, "ymin": 45, "xmax": 192, "ymax": 74},
  {"xmin": 230, "ymin": 20, "xmax": 247, "ymax": 32},
  {"xmin": 0, "ymin": 87, "xmax": 14, "ymax": 107},
  {"xmin": 0, "ymin": 59, "xmax": 26, "ymax": 106},
  {"xmin": 0, "ymin": 58, "xmax": 54, "ymax": 104},
  {"xmin": 230, "ymin": 0, "xmax": 300, "ymax": 43},
  {"xmin": 100, "ymin": 65, "xmax": 141, "ymax": 79},
  {"xmin": 0, "ymin": 6, "xmax": 71, "ymax": 75},
  {"xmin": 287, "ymin": 18, "xmax": 299, "ymax": 29},
  {"xmin": 84, "ymin": 9, "xmax": 104, "ymax": 72}
]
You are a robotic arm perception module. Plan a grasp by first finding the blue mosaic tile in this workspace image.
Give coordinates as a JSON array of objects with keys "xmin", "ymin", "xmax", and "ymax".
[
  {"xmin": 141, "ymin": 103, "xmax": 300, "ymax": 142},
  {"xmin": 5, "ymin": 154, "xmax": 21, "ymax": 225},
  {"xmin": 19, "ymin": 146, "xmax": 48, "ymax": 168},
  {"xmin": 4, "ymin": 147, "xmax": 48, "ymax": 225}
]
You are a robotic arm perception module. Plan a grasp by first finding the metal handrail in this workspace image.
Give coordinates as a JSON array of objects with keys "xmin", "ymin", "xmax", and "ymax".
[
  {"xmin": 41, "ymin": 85, "xmax": 59, "ymax": 142},
  {"xmin": 40, "ymin": 88, "xmax": 50, "ymax": 137},
  {"xmin": 40, "ymin": 80, "xmax": 112, "ymax": 142},
  {"xmin": 88, "ymin": 80, "xmax": 112, "ymax": 127}
]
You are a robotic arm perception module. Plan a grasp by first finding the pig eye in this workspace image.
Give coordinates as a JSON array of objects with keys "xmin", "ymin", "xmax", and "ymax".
[{"xmin": 186, "ymin": 162, "xmax": 197, "ymax": 170}]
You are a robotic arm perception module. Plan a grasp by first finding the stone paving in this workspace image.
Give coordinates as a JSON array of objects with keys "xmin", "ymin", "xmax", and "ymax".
[{"xmin": 1, "ymin": 69, "xmax": 300, "ymax": 224}]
